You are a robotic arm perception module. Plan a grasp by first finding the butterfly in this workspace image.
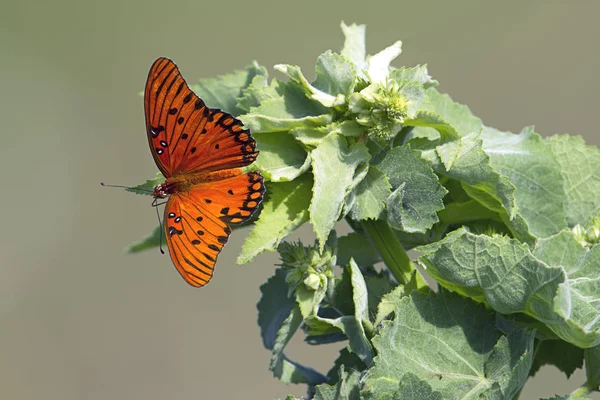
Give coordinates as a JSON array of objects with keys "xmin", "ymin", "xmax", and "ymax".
[{"xmin": 144, "ymin": 57, "xmax": 264, "ymax": 287}]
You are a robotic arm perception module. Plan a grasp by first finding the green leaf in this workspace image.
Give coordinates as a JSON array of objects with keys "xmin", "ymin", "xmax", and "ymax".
[
  {"xmin": 482, "ymin": 126, "xmax": 567, "ymax": 238},
  {"xmin": 374, "ymin": 271, "xmax": 419, "ymax": 326},
  {"xmin": 433, "ymin": 133, "xmax": 518, "ymax": 222},
  {"xmin": 126, "ymin": 172, "xmax": 163, "ymax": 195},
  {"xmin": 389, "ymin": 65, "xmax": 438, "ymax": 89},
  {"xmin": 362, "ymin": 291, "xmax": 534, "ymax": 399},
  {"xmin": 364, "ymin": 272, "xmax": 394, "ymax": 319},
  {"xmin": 125, "ymin": 224, "xmax": 165, "ymax": 253},
  {"xmin": 258, "ymin": 268, "xmax": 295, "ymax": 347},
  {"xmin": 424, "ymin": 88, "xmax": 482, "ymax": 136},
  {"xmin": 348, "ymin": 166, "xmax": 391, "ymax": 221},
  {"xmin": 290, "ymin": 121, "xmax": 364, "ymax": 148},
  {"xmin": 535, "ymin": 232, "xmax": 600, "ymax": 348},
  {"xmin": 238, "ymin": 175, "xmax": 312, "ymax": 264},
  {"xmin": 549, "ymin": 135, "xmax": 600, "ymax": 226},
  {"xmin": 253, "ymin": 132, "xmax": 310, "ymax": 182},
  {"xmin": 240, "ymin": 81, "xmax": 331, "ymax": 133},
  {"xmin": 258, "ymin": 269, "xmax": 327, "ymax": 385},
  {"xmin": 314, "ymin": 365, "xmax": 361, "ymax": 400},
  {"xmin": 307, "ymin": 260, "xmax": 374, "ymax": 365},
  {"xmin": 366, "ymin": 41, "xmax": 402, "ymax": 84},
  {"xmin": 484, "ymin": 328, "xmax": 536, "ymax": 399},
  {"xmin": 326, "ymin": 348, "xmax": 366, "ymax": 385},
  {"xmin": 419, "ymin": 228, "xmax": 600, "ymax": 348},
  {"xmin": 190, "ymin": 61, "xmax": 266, "ymax": 115},
  {"xmin": 236, "ymin": 73, "xmax": 280, "ymax": 112},
  {"xmin": 313, "ymin": 50, "xmax": 356, "ymax": 99},
  {"xmin": 310, "ymin": 134, "xmax": 370, "ymax": 250},
  {"xmin": 404, "ymin": 111, "xmax": 461, "ymax": 144},
  {"xmin": 275, "ymin": 63, "xmax": 343, "ymax": 108},
  {"xmin": 337, "ymin": 232, "xmax": 381, "ymax": 267},
  {"xmin": 394, "ymin": 373, "xmax": 443, "ymax": 400},
  {"xmin": 374, "ymin": 145, "xmax": 447, "ymax": 233},
  {"xmin": 530, "ymin": 339, "xmax": 583, "ymax": 378},
  {"xmin": 340, "ymin": 21, "xmax": 366, "ymax": 72}
]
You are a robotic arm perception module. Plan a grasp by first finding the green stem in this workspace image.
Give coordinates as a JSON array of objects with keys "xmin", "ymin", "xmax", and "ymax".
[
  {"xmin": 571, "ymin": 383, "xmax": 598, "ymax": 398},
  {"xmin": 437, "ymin": 200, "xmax": 501, "ymax": 225},
  {"xmin": 360, "ymin": 219, "xmax": 414, "ymax": 285}
]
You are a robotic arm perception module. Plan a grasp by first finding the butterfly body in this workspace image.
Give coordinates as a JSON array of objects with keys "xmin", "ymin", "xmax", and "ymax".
[
  {"xmin": 144, "ymin": 57, "xmax": 264, "ymax": 287},
  {"xmin": 152, "ymin": 168, "xmax": 246, "ymax": 198}
]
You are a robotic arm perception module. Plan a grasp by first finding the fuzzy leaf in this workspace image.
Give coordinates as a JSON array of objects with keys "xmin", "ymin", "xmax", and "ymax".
[
  {"xmin": 362, "ymin": 291, "xmax": 533, "ymax": 399},
  {"xmin": 425, "ymin": 88, "xmax": 482, "ymax": 136},
  {"xmin": 240, "ymin": 81, "xmax": 331, "ymax": 133},
  {"xmin": 310, "ymin": 134, "xmax": 370, "ymax": 250},
  {"xmin": 236, "ymin": 74, "xmax": 280, "ymax": 112},
  {"xmin": 290, "ymin": 121, "xmax": 364, "ymax": 148},
  {"xmin": 374, "ymin": 145, "xmax": 447, "ymax": 233},
  {"xmin": 433, "ymin": 133, "xmax": 518, "ymax": 223},
  {"xmin": 348, "ymin": 166, "xmax": 392, "ymax": 221},
  {"xmin": 314, "ymin": 365, "xmax": 361, "ymax": 400},
  {"xmin": 366, "ymin": 41, "xmax": 402, "ymax": 84},
  {"xmin": 419, "ymin": 228, "xmax": 600, "ymax": 348},
  {"xmin": 326, "ymin": 348, "xmax": 366, "ymax": 386},
  {"xmin": 275, "ymin": 62, "xmax": 346, "ymax": 108},
  {"xmin": 389, "ymin": 65, "xmax": 438, "ymax": 89},
  {"xmin": 313, "ymin": 50, "xmax": 356, "ymax": 99},
  {"xmin": 253, "ymin": 132, "xmax": 310, "ymax": 182},
  {"xmin": 482, "ymin": 126, "xmax": 567, "ymax": 238},
  {"xmin": 238, "ymin": 176, "xmax": 312, "ymax": 264},
  {"xmin": 190, "ymin": 62, "xmax": 266, "ymax": 115},
  {"xmin": 394, "ymin": 373, "xmax": 442, "ymax": 400},
  {"xmin": 549, "ymin": 135, "xmax": 600, "ymax": 226},
  {"xmin": 340, "ymin": 21, "xmax": 366, "ymax": 72},
  {"xmin": 258, "ymin": 269, "xmax": 326, "ymax": 385},
  {"xmin": 374, "ymin": 271, "xmax": 419, "ymax": 326},
  {"xmin": 405, "ymin": 111, "xmax": 461, "ymax": 143},
  {"xmin": 530, "ymin": 339, "xmax": 583, "ymax": 378},
  {"xmin": 307, "ymin": 260, "xmax": 373, "ymax": 365}
]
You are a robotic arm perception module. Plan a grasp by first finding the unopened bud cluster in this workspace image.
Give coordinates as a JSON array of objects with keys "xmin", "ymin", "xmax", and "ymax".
[
  {"xmin": 278, "ymin": 240, "xmax": 336, "ymax": 294},
  {"xmin": 573, "ymin": 216, "xmax": 600, "ymax": 247}
]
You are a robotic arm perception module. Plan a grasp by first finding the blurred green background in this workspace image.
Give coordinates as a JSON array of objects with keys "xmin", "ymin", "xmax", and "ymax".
[{"xmin": 2, "ymin": 0, "xmax": 599, "ymax": 398}]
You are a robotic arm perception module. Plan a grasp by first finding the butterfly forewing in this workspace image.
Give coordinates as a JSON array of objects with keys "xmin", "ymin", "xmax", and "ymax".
[
  {"xmin": 162, "ymin": 171, "xmax": 264, "ymax": 287},
  {"xmin": 144, "ymin": 58, "xmax": 259, "ymax": 178}
]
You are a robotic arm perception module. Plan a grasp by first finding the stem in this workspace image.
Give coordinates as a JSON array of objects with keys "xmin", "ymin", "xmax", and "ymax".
[
  {"xmin": 437, "ymin": 200, "xmax": 501, "ymax": 225},
  {"xmin": 360, "ymin": 219, "xmax": 414, "ymax": 285},
  {"xmin": 571, "ymin": 383, "xmax": 598, "ymax": 398}
]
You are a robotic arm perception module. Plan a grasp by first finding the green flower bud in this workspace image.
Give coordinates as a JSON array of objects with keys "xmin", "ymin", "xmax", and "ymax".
[
  {"xmin": 572, "ymin": 215, "xmax": 600, "ymax": 247},
  {"xmin": 349, "ymin": 80, "xmax": 410, "ymax": 141},
  {"xmin": 303, "ymin": 274, "xmax": 321, "ymax": 291},
  {"xmin": 277, "ymin": 240, "xmax": 337, "ymax": 295}
]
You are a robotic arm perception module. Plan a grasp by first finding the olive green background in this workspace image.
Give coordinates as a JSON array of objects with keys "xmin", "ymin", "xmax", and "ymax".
[{"xmin": 2, "ymin": 0, "xmax": 599, "ymax": 399}]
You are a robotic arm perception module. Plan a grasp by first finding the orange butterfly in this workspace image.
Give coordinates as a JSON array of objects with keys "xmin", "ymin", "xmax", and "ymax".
[{"xmin": 145, "ymin": 58, "xmax": 264, "ymax": 287}]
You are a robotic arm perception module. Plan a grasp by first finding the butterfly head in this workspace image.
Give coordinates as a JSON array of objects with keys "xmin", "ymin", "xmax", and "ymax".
[{"xmin": 152, "ymin": 183, "xmax": 169, "ymax": 199}]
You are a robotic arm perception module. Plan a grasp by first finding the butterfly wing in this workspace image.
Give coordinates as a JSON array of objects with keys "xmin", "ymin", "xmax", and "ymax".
[
  {"xmin": 163, "ymin": 171, "xmax": 264, "ymax": 287},
  {"xmin": 144, "ymin": 57, "xmax": 259, "ymax": 177}
]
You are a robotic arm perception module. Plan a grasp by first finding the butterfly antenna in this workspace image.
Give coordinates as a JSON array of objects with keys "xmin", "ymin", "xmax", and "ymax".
[
  {"xmin": 152, "ymin": 198, "xmax": 165, "ymax": 254},
  {"xmin": 100, "ymin": 182, "xmax": 154, "ymax": 194}
]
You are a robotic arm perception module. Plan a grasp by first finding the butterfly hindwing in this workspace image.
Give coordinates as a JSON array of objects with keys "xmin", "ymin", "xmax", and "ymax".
[
  {"xmin": 144, "ymin": 58, "xmax": 259, "ymax": 178},
  {"xmin": 162, "ymin": 171, "xmax": 264, "ymax": 287}
]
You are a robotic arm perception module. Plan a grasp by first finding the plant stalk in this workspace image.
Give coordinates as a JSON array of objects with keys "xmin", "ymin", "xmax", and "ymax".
[
  {"xmin": 571, "ymin": 383, "xmax": 598, "ymax": 398},
  {"xmin": 360, "ymin": 219, "xmax": 414, "ymax": 285}
]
